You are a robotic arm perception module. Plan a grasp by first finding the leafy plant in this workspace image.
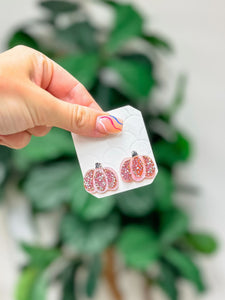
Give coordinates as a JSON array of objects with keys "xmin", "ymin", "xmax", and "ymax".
[{"xmin": 0, "ymin": 0, "xmax": 217, "ymax": 299}]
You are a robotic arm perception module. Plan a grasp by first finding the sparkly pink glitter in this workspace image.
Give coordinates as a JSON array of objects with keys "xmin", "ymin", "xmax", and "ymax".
[
  {"xmin": 104, "ymin": 168, "xmax": 119, "ymax": 190},
  {"xmin": 93, "ymin": 167, "xmax": 108, "ymax": 194},
  {"xmin": 120, "ymin": 151, "xmax": 156, "ymax": 183},
  {"xmin": 84, "ymin": 169, "xmax": 95, "ymax": 194},
  {"xmin": 120, "ymin": 158, "xmax": 133, "ymax": 182},
  {"xmin": 130, "ymin": 155, "xmax": 146, "ymax": 182},
  {"xmin": 84, "ymin": 163, "xmax": 118, "ymax": 194},
  {"xmin": 143, "ymin": 155, "xmax": 156, "ymax": 179}
]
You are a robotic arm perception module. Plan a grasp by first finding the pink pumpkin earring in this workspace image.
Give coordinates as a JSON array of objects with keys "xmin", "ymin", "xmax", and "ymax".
[
  {"xmin": 120, "ymin": 151, "xmax": 156, "ymax": 183},
  {"xmin": 84, "ymin": 163, "xmax": 119, "ymax": 194}
]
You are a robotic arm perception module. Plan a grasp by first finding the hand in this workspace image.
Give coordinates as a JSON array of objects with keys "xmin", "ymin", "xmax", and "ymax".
[{"xmin": 0, "ymin": 46, "xmax": 123, "ymax": 149}]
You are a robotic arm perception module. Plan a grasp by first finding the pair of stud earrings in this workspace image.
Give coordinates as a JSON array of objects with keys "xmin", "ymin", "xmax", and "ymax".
[{"xmin": 84, "ymin": 151, "xmax": 156, "ymax": 195}]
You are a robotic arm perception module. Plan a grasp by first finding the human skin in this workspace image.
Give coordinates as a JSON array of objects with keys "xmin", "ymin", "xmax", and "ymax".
[{"xmin": 0, "ymin": 46, "xmax": 123, "ymax": 149}]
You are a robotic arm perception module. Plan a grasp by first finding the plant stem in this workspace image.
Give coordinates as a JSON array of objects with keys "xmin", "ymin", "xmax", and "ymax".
[
  {"xmin": 103, "ymin": 248, "xmax": 123, "ymax": 300},
  {"xmin": 145, "ymin": 278, "xmax": 152, "ymax": 300}
]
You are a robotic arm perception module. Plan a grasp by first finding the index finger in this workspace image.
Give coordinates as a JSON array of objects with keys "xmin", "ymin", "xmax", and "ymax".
[{"xmin": 33, "ymin": 52, "xmax": 102, "ymax": 111}]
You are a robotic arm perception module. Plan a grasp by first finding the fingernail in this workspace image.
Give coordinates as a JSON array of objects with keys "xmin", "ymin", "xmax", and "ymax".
[{"xmin": 96, "ymin": 115, "xmax": 123, "ymax": 134}]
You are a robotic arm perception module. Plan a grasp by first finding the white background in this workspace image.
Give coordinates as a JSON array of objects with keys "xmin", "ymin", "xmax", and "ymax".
[{"xmin": 0, "ymin": 0, "xmax": 225, "ymax": 299}]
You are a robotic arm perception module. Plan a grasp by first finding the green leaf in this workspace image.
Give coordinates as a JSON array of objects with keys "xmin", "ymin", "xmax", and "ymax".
[
  {"xmin": 61, "ymin": 214, "xmax": 119, "ymax": 254},
  {"xmin": 164, "ymin": 248, "xmax": 205, "ymax": 292},
  {"xmin": 39, "ymin": 0, "xmax": 78, "ymax": 14},
  {"xmin": 91, "ymin": 80, "xmax": 130, "ymax": 110},
  {"xmin": 31, "ymin": 274, "xmax": 47, "ymax": 300},
  {"xmin": 144, "ymin": 34, "xmax": 173, "ymax": 53},
  {"xmin": 185, "ymin": 233, "xmax": 218, "ymax": 254},
  {"xmin": 71, "ymin": 171, "xmax": 115, "ymax": 220},
  {"xmin": 57, "ymin": 21, "xmax": 97, "ymax": 51},
  {"xmin": 61, "ymin": 261, "xmax": 82, "ymax": 300},
  {"xmin": 13, "ymin": 128, "xmax": 74, "ymax": 171},
  {"xmin": 160, "ymin": 209, "xmax": 189, "ymax": 246},
  {"xmin": 0, "ymin": 146, "xmax": 11, "ymax": 167},
  {"xmin": 117, "ymin": 225, "xmax": 159, "ymax": 270},
  {"xmin": 0, "ymin": 146, "xmax": 11, "ymax": 197},
  {"xmin": 8, "ymin": 30, "xmax": 40, "ymax": 50},
  {"xmin": 16, "ymin": 267, "xmax": 47, "ymax": 300},
  {"xmin": 86, "ymin": 256, "xmax": 101, "ymax": 297},
  {"xmin": 24, "ymin": 161, "xmax": 76, "ymax": 210},
  {"xmin": 167, "ymin": 75, "xmax": 187, "ymax": 118},
  {"xmin": 116, "ymin": 185, "xmax": 154, "ymax": 217},
  {"xmin": 22, "ymin": 243, "xmax": 60, "ymax": 268},
  {"xmin": 72, "ymin": 193, "xmax": 115, "ymax": 221},
  {"xmin": 107, "ymin": 55, "xmax": 154, "ymax": 99},
  {"xmin": 106, "ymin": 4, "xmax": 143, "ymax": 53},
  {"xmin": 16, "ymin": 268, "xmax": 38, "ymax": 300},
  {"xmin": 158, "ymin": 263, "xmax": 178, "ymax": 300},
  {"xmin": 57, "ymin": 53, "xmax": 99, "ymax": 89},
  {"xmin": 153, "ymin": 132, "xmax": 191, "ymax": 167},
  {"xmin": 151, "ymin": 168, "xmax": 174, "ymax": 210}
]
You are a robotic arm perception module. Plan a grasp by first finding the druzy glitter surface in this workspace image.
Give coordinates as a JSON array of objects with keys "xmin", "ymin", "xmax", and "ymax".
[
  {"xmin": 93, "ymin": 168, "xmax": 108, "ymax": 194},
  {"xmin": 83, "ymin": 169, "xmax": 95, "ymax": 193},
  {"xmin": 143, "ymin": 156, "xmax": 156, "ymax": 179},
  {"xmin": 120, "ymin": 159, "xmax": 133, "ymax": 182},
  {"xmin": 120, "ymin": 152, "xmax": 156, "ymax": 183},
  {"xmin": 131, "ymin": 156, "xmax": 146, "ymax": 181},
  {"xmin": 84, "ymin": 163, "xmax": 118, "ymax": 195},
  {"xmin": 104, "ymin": 168, "xmax": 119, "ymax": 190}
]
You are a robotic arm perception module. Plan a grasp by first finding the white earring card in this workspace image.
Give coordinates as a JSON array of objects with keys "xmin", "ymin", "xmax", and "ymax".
[{"xmin": 72, "ymin": 105, "xmax": 158, "ymax": 198}]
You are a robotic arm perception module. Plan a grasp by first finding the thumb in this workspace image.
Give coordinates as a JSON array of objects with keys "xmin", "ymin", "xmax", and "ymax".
[{"xmin": 40, "ymin": 91, "xmax": 123, "ymax": 137}]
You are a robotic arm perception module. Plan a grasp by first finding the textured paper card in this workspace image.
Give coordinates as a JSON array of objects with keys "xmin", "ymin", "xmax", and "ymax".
[{"xmin": 72, "ymin": 105, "xmax": 158, "ymax": 198}]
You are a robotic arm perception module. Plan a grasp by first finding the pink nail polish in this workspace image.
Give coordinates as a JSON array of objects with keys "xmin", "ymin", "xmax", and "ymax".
[{"xmin": 96, "ymin": 115, "xmax": 123, "ymax": 134}]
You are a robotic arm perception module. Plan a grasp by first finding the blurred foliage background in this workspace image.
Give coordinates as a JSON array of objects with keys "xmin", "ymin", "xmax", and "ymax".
[{"xmin": 0, "ymin": 0, "xmax": 218, "ymax": 299}]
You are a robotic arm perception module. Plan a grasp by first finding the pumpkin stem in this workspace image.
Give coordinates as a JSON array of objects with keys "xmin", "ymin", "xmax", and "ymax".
[
  {"xmin": 132, "ymin": 151, "xmax": 138, "ymax": 157},
  {"xmin": 95, "ymin": 162, "xmax": 102, "ymax": 168}
]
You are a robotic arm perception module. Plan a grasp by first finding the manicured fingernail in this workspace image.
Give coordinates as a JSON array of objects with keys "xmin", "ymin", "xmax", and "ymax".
[{"xmin": 96, "ymin": 115, "xmax": 123, "ymax": 134}]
